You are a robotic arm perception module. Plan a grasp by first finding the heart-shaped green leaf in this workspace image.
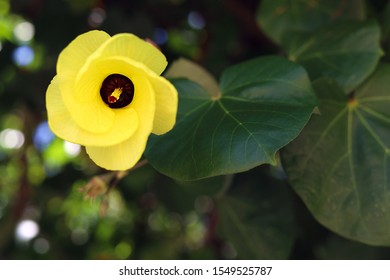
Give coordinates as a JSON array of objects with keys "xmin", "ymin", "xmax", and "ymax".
[
  {"xmin": 257, "ymin": 0, "xmax": 366, "ymax": 49},
  {"xmin": 282, "ymin": 64, "xmax": 390, "ymax": 246},
  {"xmin": 290, "ymin": 21, "xmax": 382, "ymax": 93},
  {"xmin": 217, "ymin": 170, "xmax": 295, "ymax": 259},
  {"xmin": 146, "ymin": 56, "xmax": 316, "ymax": 180}
]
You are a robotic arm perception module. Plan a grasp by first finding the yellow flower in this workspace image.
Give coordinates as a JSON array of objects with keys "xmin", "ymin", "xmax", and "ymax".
[{"xmin": 46, "ymin": 30, "xmax": 178, "ymax": 170}]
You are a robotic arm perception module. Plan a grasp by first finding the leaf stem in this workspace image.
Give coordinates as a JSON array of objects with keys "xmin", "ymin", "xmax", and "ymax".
[
  {"xmin": 108, "ymin": 159, "xmax": 149, "ymax": 189},
  {"xmin": 216, "ymin": 174, "xmax": 235, "ymax": 198}
]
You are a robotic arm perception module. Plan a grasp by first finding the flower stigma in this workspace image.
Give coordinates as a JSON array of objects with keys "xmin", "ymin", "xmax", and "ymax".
[
  {"xmin": 108, "ymin": 88, "xmax": 122, "ymax": 103},
  {"xmin": 100, "ymin": 74, "xmax": 134, "ymax": 108}
]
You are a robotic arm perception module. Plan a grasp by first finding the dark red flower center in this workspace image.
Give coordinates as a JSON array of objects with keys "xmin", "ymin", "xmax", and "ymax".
[{"xmin": 100, "ymin": 74, "xmax": 134, "ymax": 108}]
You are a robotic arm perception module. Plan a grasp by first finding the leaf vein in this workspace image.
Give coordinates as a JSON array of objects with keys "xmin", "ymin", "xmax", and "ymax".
[
  {"xmin": 348, "ymin": 109, "xmax": 368, "ymax": 233},
  {"xmin": 190, "ymin": 103, "xmax": 214, "ymax": 175},
  {"xmin": 358, "ymin": 104, "xmax": 390, "ymax": 124},
  {"xmin": 301, "ymin": 107, "xmax": 348, "ymax": 172},
  {"xmin": 217, "ymin": 101, "xmax": 270, "ymax": 162}
]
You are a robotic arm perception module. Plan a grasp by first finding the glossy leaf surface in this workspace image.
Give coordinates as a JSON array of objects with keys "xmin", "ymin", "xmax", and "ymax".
[
  {"xmin": 282, "ymin": 64, "xmax": 390, "ymax": 245},
  {"xmin": 290, "ymin": 21, "xmax": 382, "ymax": 93},
  {"xmin": 146, "ymin": 56, "xmax": 317, "ymax": 180}
]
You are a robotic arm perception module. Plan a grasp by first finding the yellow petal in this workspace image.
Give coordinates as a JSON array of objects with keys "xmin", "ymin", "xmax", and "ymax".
[
  {"xmin": 149, "ymin": 75, "xmax": 178, "ymax": 135},
  {"xmin": 88, "ymin": 56, "xmax": 177, "ymax": 135},
  {"xmin": 72, "ymin": 61, "xmax": 106, "ymax": 103},
  {"xmin": 57, "ymin": 30, "xmax": 110, "ymax": 78},
  {"xmin": 85, "ymin": 128, "xmax": 148, "ymax": 170},
  {"xmin": 92, "ymin": 57, "xmax": 157, "ymax": 122},
  {"xmin": 94, "ymin": 33, "xmax": 167, "ymax": 75},
  {"xmin": 55, "ymin": 30, "xmax": 115, "ymax": 133},
  {"xmin": 85, "ymin": 75, "xmax": 155, "ymax": 169},
  {"xmin": 61, "ymin": 54, "xmax": 159, "ymax": 135},
  {"xmin": 59, "ymin": 75, "xmax": 115, "ymax": 134},
  {"xmin": 46, "ymin": 76, "xmax": 139, "ymax": 146}
]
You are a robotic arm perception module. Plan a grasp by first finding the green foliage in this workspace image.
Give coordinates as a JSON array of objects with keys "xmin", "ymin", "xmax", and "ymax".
[
  {"xmin": 289, "ymin": 21, "xmax": 382, "ymax": 93},
  {"xmin": 2, "ymin": 0, "xmax": 390, "ymax": 260},
  {"xmin": 282, "ymin": 65, "xmax": 390, "ymax": 245},
  {"xmin": 257, "ymin": 0, "xmax": 366, "ymax": 49},
  {"xmin": 216, "ymin": 170, "xmax": 295, "ymax": 259},
  {"xmin": 258, "ymin": 0, "xmax": 389, "ymax": 247},
  {"xmin": 147, "ymin": 56, "xmax": 316, "ymax": 180}
]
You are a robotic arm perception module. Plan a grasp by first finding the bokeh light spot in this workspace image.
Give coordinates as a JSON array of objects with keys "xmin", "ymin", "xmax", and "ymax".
[
  {"xmin": 88, "ymin": 7, "xmax": 106, "ymax": 27},
  {"xmin": 33, "ymin": 121, "xmax": 55, "ymax": 151},
  {"xmin": 71, "ymin": 228, "xmax": 89, "ymax": 245},
  {"xmin": 188, "ymin": 11, "xmax": 205, "ymax": 29},
  {"xmin": 33, "ymin": 238, "xmax": 50, "ymax": 254},
  {"xmin": 13, "ymin": 21, "xmax": 35, "ymax": 42},
  {"xmin": 115, "ymin": 241, "xmax": 132, "ymax": 259},
  {"xmin": 15, "ymin": 220, "xmax": 40, "ymax": 242},
  {"xmin": 64, "ymin": 141, "xmax": 81, "ymax": 157},
  {"xmin": 148, "ymin": 212, "xmax": 164, "ymax": 231},
  {"xmin": 153, "ymin": 28, "xmax": 168, "ymax": 45},
  {"xmin": 12, "ymin": 45, "xmax": 34, "ymax": 66},
  {"xmin": 184, "ymin": 212, "xmax": 206, "ymax": 249},
  {"xmin": 0, "ymin": 128, "xmax": 25, "ymax": 149}
]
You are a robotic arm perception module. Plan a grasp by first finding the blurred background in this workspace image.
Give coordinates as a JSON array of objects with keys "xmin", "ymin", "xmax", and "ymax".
[
  {"xmin": 0, "ymin": 0, "xmax": 272, "ymax": 260},
  {"xmin": 2, "ymin": 0, "xmax": 390, "ymax": 260}
]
